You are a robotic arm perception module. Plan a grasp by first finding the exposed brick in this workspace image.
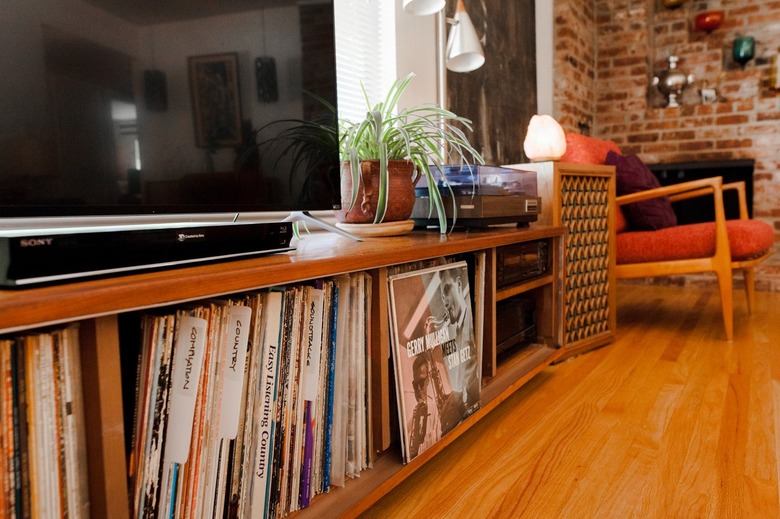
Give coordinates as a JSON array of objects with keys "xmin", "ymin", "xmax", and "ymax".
[
  {"xmin": 642, "ymin": 142, "xmax": 679, "ymax": 154},
  {"xmin": 627, "ymin": 133, "xmax": 659, "ymax": 143},
  {"xmin": 731, "ymin": 5, "xmax": 762, "ymax": 16},
  {"xmin": 679, "ymin": 105, "xmax": 696, "ymax": 117},
  {"xmin": 716, "ymin": 139, "xmax": 753, "ymax": 149},
  {"xmin": 679, "ymin": 140, "xmax": 714, "ymax": 151},
  {"xmin": 662, "ymin": 130, "xmax": 696, "ymax": 140},
  {"xmin": 644, "ymin": 120, "xmax": 681, "ymax": 130},
  {"xmin": 735, "ymin": 100, "xmax": 755, "ymax": 111},
  {"xmin": 700, "ymin": 127, "xmax": 738, "ymax": 139},
  {"xmin": 758, "ymin": 111, "xmax": 780, "ymax": 121},
  {"xmin": 715, "ymin": 103, "xmax": 734, "ymax": 114},
  {"xmin": 716, "ymin": 114, "xmax": 750, "ymax": 125}
]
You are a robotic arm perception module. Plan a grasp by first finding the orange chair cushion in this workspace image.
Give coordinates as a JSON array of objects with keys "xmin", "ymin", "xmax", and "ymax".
[
  {"xmin": 616, "ymin": 219, "xmax": 774, "ymax": 264},
  {"xmin": 560, "ymin": 133, "xmax": 622, "ymax": 165}
]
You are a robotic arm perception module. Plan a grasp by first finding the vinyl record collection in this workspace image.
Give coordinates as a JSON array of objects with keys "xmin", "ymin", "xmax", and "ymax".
[
  {"xmin": 1, "ymin": 253, "xmax": 488, "ymax": 516},
  {"xmin": 128, "ymin": 272, "xmax": 372, "ymax": 518},
  {"xmin": 1, "ymin": 324, "xmax": 90, "ymax": 518}
]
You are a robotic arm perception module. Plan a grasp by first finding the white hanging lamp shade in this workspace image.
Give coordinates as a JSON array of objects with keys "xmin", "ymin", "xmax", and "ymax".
[
  {"xmin": 446, "ymin": 0, "xmax": 485, "ymax": 72},
  {"xmin": 402, "ymin": 0, "xmax": 445, "ymax": 16}
]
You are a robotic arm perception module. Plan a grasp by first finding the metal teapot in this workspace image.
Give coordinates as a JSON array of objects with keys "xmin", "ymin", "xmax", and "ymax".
[{"xmin": 652, "ymin": 55, "xmax": 694, "ymax": 107}]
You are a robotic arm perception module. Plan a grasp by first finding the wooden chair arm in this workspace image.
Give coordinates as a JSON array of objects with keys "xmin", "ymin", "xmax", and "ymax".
[
  {"xmin": 650, "ymin": 180, "xmax": 748, "ymax": 219},
  {"xmin": 615, "ymin": 178, "xmax": 747, "ymax": 217},
  {"xmin": 615, "ymin": 176, "xmax": 722, "ymax": 206},
  {"xmin": 666, "ymin": 180, "xmax": 747, "ymax": 215}
]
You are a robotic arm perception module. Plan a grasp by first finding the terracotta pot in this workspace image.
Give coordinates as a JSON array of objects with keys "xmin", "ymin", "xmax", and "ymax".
[{"xmin": 335, "ymin": 160, "xmax": 416, "ymax": 224}]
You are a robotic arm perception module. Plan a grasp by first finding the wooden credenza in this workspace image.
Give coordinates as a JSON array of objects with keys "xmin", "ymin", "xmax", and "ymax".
[
  {"xmin": 0, "ymin": 225, "xmax": 565, "ymax": 518},
  {"xmin": 508, "ymin": 161, "xmax": 617, "ymax": 360}
]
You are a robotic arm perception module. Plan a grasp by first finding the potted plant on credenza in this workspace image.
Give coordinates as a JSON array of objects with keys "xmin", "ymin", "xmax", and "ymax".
[
  {"xmin": 237, "ymin": 73, "xmax": 483, "ymax": 237},
  {"xmin": 336, "ymin": 73, "xmax": 484, "ymax": 236}
]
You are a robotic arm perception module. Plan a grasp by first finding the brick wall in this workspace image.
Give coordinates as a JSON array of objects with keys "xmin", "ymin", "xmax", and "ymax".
[
  {"xmin": 554, "ymin": 0, "xmax": 598, "ymax": 131},
  {"xmin": 554, "ymin": 0, "xmax": 780, "ymax": 290}
]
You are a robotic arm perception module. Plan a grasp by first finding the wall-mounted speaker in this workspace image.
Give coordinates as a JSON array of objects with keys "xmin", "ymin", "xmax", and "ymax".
[
  {"xmin": 143, "ymin": 69, "xmax": 168, "ymax": 112},
  {"xmin": 255, "ymin": 56, "xmax": 279, "ymax": 103}
]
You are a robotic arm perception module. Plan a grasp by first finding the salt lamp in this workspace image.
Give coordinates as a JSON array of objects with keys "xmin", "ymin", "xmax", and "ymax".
[{"xmin": 523, "ymin": 115, "xmax": 567, "ymax": 162}]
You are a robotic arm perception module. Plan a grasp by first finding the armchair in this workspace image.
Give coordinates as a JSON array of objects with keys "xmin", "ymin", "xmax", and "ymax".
[
  {"xmin": 615, "ymin": 176, "xmax": 773, "ymax": 340},
  {"xmin": 559, "ymin": 132, "xmax": 775, "ymax": 341}
]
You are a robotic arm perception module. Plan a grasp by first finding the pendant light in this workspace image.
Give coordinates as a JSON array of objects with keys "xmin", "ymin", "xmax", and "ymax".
[
  {"xmin": 402, "ymin": 0, "xmax": 446, "ymax": 16},
  {"xmin": 445, "ymin": 0, "xmax": 484, "ymax": 73}
]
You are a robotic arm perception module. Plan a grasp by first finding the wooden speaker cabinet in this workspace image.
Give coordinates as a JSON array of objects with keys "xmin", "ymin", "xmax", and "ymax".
[{"xmin": 508, "ymin": 161, "xmax": 616, "ymax": 359}]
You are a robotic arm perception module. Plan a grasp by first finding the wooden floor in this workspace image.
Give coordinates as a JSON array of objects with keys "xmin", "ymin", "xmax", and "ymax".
[{"xmin": 362, "ymin": 282, "xmax": 780, "ymax": 518}]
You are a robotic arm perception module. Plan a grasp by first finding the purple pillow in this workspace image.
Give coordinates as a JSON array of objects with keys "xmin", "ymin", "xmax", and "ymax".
[{"xmin": 605, "ymin": 151, "xmax": 677, "ymax": 230}]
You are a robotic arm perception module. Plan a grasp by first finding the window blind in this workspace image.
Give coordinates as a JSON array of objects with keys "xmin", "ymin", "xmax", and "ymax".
[{"xmin": 334, "ymin": 0, "xmax": 397, "ymax": 124}]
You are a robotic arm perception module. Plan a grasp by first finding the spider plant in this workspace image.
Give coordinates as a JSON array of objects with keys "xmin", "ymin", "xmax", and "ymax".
[
  {"xmin": 235, "ymin": 94, "xmax": 340, "ymax": 208},
  {"xmin": 340, "ymin": 72, "xmax": 484, "ymax": 232},
  {"xmin": 236, "ymin": 73, "xmax": 483, "ymax": 233}
]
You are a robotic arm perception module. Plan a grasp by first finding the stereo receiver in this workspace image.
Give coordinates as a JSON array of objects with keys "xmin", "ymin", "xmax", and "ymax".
[{"xmin": 496, "ymin": 239, "xmax": 549, "ymax": 289}]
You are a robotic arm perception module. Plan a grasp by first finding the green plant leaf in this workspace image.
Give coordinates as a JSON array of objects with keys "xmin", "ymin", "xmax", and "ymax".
[
  {"xmin": 375, "ymin": 143, "xmax": 389, "ymax": 224},
  {"xmin": 348, "ymin": 147, "xmax": 360, "ymax": 212}
]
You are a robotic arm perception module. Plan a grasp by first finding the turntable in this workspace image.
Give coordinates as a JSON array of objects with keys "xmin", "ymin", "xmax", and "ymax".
[{"xmin": 411, "ymin": 165, "xmax": 541, "ymax": 228}]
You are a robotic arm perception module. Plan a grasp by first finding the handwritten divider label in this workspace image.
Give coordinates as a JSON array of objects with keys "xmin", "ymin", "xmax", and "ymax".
[
  {"xmin": 164, "ymin": 314, "xmax": 208, "ymax": 465},
  {"xmin": 303, "ymin": 288, "xmax": 325, "ymax": 402},
  {"xmin": 218, "ymin": 304, "xmax": 252, "ymax": 439}
]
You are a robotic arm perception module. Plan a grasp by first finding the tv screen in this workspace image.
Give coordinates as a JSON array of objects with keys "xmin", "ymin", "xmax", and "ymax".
[{"xmin": 0, "ymin": 0, "xmax": 339, "ymax": 225}]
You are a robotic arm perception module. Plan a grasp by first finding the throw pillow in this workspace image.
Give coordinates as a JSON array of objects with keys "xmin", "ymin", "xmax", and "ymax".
[
  {"xmin": 605, "ymin": 151, "xmax": 677, "ymax": 230},
  {"xmin": 559, "ymin": 133, "xmax": 622, "ymax": 165}
]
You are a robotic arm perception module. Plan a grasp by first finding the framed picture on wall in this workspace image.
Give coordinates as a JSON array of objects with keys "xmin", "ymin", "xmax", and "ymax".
[{"xmin": 187, "ymin": 53, "xmax": 242, "ymax": 148}]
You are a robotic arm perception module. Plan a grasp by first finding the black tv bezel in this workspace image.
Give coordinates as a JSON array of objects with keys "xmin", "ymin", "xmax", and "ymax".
[{"xmin": 0, "ymin": 0, "xmax": 339, "ymax": 226}]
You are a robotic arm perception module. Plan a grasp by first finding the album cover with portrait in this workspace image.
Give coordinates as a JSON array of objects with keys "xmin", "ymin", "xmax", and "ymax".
[{"xmin": 387, "ymin": 260, "xmax": 480, "ymax": 463}]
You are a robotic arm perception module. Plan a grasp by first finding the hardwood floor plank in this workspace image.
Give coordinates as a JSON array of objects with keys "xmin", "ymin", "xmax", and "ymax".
[
  {"xmin": 557, "ymin": 341, "xmax": 675, "ymax": 515},
  {"xmin": 361, "ymin": 283, "xmax": 780, "ymax": 518},
  {"xmin": 774, "ymin": 381, "xmax": 780, "ymax": 519},
  {"xmin": 667, "ymin": 369, "xmax": 729, "ymax": 518}
]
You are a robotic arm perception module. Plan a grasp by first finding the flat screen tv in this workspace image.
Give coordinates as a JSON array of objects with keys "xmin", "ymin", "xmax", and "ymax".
[{"xmin": 0, "ymin": 0, "xmax": 339, "ymax": 228}]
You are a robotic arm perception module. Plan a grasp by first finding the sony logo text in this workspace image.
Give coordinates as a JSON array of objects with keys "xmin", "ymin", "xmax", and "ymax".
[{"xmin": 20, "ymin": 238, "xmax": 54, "ymax": 247}]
